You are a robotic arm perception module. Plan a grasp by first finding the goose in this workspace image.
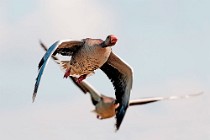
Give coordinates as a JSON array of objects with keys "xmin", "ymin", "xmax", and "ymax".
[
  {"xmin": 70, "ymin": 76, "xmax": 202, "ymax": 120},
  {"xmin": 39, "ymin": 42, "xmax": 202, "ymax": 130},
  {"xmin": 34, "ymin": 37, "xmax": 133, "ymax": 130}
]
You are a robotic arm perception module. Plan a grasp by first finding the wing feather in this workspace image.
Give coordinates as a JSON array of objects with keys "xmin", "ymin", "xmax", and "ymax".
[
  {"xmin": 39, "ymin": 41, "xmax": 101, "ymax": 106},
  {"xmin": 100, "ymin": 52, "xmax": 133, "ymax": 130},
  {"xmin": 129, "ymin": 92, "xmax": 203, "ymax": 106},
  {"xmin": 71, "ymin": 77, "xmax": 102, "ymax": 106},
  {"xmin": 33, "ymin": 40, "xmax": 83, "ymax": 102}
]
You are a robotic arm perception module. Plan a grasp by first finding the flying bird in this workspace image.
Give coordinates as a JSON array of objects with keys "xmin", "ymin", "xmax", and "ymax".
[
  {"xmin": 70, "ymin": 77, "xmax": 202, "ymax": 120},
  {"xmin": 34, "ymin": 37, "xmax": 133, "ymax": 130},
  {"xmin": 39, "ymin": 42, "xmax": 202, "ymax": 130}
]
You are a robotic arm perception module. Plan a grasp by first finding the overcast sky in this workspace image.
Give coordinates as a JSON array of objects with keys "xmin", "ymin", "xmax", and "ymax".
[{"xmin": 0, "ymin": 0, "xmax": 210, "ymax": 139}]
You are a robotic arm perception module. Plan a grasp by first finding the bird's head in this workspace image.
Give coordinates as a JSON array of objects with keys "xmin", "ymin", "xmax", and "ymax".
[{"xmin": 102, "ymin": 35, "xmax": 118, "ymax": 47}]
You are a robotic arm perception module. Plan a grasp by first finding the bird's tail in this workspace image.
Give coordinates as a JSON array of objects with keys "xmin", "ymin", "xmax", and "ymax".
[{"xmin": 54, "ymin": 60, "xmax": 70, "ymax": 72}]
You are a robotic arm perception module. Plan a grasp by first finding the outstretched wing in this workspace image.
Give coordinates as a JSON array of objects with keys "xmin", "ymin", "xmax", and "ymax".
[
  {"xmin": 100, "ymin": 52, "xmax": 133, "ymax": 131},
  {"xmin": 129, "ymin": 92, "xmax": 203, "ymax": 106},
  {"xmin": 33, "ymin": 40, "xmax": 84, "ymax": 102},
  {"xmin": 71, "ymin": 77, "xmax": 102, "ymax": 106},
  {"xmin": 39, "ymin": 41, "xmax": 101, "ymax": 106}
]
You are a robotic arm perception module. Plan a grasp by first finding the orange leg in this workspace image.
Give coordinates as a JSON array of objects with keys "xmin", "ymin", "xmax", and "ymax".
[
  {"xmin": 76, "ymin": 74, "xmax": 87, "ymax": 83},
  {"xmin": 63, "ymin": 68, "xmax": 71, "ymax": 78}
]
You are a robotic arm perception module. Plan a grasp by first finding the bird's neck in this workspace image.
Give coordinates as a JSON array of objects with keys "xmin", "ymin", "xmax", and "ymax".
[{"xmin": 100, "ymin": 41, "xmax": 108, "ymax": 48}]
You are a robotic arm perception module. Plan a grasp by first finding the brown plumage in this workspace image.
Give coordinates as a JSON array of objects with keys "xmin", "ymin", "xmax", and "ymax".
[
  {"xmin": 39, "ymin": 42, "xmax": 203, "ymax": 131},
  {"xmin": 33, "ymin": 35, "xmax": 118, "ymax": 102},
  {"xmin": 33, "ymin": 35, "xmax": 133, "ymax": 131}
]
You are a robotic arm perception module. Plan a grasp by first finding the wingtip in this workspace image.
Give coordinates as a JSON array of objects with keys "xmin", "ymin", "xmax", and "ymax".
[
  {"xmin": 32, "ymin": 97, "xmax": 35, "ymax": 103},
  {"xmin": 194, "ymin": 91, "xmax": 204, "ymax": 96},
  {"xmin": 115, "ymin": 124, "xmax": 120, "ymax": 132},
  {"xmin": 115, "ymin": 105, "xmax": 128, "ymax": 131},
  {"xmin": 115, "ymin": 122, "xmax": 121, "ymax": 131},
  {"xmin": 38, "ymin": 41, "xmax": 48, "ymax": 70},
  {"xmin": 32, "ymin": 82, "xmax": 39, "ymax": 103},
  {"xmin": 183, "ymin": 91, "xmax": 204, "ymax": 99},
  {"xmin": 39, "ymin": 40, "xmax": 47, "ymax": 51},
  {"xmin": 32, "ymin": 92, "xmax": 37, "ymax": 103}
]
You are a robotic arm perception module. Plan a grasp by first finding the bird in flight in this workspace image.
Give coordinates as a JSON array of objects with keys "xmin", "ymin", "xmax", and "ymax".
[
  {"xmin": 34, "ymin": 37, "xmax": 133, "ymax": 130},
  {"xmin": 39, "ymin": 42, "xmax": 202, "ymax": 130},
  {"xmin": 68, "ymin": 76, "xmax": 202, "ymax": 121}
]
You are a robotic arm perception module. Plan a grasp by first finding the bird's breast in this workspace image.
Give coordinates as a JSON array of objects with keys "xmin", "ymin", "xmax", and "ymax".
[
  {"xmin": 95, "ymin": 102, "xmax": 116, "ymax": 119},
  {"xmin": 69, "ymin": 45, "xmax": 112, "ymax": 75}
]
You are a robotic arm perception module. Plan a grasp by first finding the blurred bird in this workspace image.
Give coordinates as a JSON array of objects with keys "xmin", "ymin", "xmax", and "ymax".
[
  {"xmin": 39, "ymin": 42, "xmax": 202, "ymax": 130},
  {"xmin": 68, "ymin": 76, "xmax": 202, "ymax": 120}
]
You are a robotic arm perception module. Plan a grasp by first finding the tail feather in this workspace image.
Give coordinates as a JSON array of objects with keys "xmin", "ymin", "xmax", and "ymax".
[
  {"xmin": 53, "ymin": 60, "xmax": 70, "ymax": 72},
  {"xmin": 60, "ymin": 61, "xmax": 70, "ymax": 70}
]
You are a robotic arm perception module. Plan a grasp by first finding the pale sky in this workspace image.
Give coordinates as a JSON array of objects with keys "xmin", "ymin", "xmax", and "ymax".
[{"xmin": 0, "ymin": 0, "xmax": 210, "ymax": 140}]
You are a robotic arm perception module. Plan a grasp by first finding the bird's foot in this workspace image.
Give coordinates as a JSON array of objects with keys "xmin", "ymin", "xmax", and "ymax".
[
  {"xmin": 76, "ymin": 74, "xmax": 87, "ymax": 83},
  {"xmin": 63, "ymin": 69, "xmax": 71, "ymax": 78}
]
